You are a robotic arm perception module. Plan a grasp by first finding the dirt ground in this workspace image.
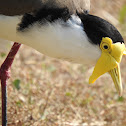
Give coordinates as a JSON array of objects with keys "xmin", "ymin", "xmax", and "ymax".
[{"xmin": 0, "ymin": 0, "xmax": 126, "ymax": 126}]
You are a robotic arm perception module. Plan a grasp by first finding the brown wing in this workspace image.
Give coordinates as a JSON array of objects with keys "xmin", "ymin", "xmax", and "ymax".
[
  {"xmin": 0, "ymin": 0, "xmax": 90, "ymax": 16},
  {"xmin": 0, "ymin": 0, "xmax": 43, "ymax": 16},
  {"xmin": 42, "ymin": 0, "xmax": 90, "ymax": 14},
  {"xmin": 55, "ymin": 0, "xmax": 90, "ymax": 13}
]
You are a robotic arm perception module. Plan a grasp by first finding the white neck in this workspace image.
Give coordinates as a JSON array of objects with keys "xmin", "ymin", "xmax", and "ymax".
[{"xmin": 0, "ymin": 14, "xmax": 101, "ymax": 65}]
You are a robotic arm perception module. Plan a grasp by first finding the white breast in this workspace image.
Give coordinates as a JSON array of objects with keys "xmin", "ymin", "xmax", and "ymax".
[
  {"xmin": 18, "ymin": 16, "xmax": 101, "ymax": 65},
  {"xmin": 0, "ymin": 14, "xmax": 101, "ymax": 65}
]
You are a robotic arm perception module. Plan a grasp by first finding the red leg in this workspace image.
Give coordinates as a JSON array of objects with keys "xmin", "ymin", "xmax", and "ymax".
[{"xmin": 0, "ymin": 42, "xmax": 21, "ymax": 126}]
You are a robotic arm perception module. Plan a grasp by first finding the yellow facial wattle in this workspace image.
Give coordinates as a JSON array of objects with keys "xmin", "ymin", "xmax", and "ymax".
[{"xmin": 89, "ymin": 37, "xmax": 126, "ymax": 96}]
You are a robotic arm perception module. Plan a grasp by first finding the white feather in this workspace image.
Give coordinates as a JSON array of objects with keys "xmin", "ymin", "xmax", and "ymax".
[{"xmin": 0, "ymin": 14, "xmax": 101, "ymax": 65}]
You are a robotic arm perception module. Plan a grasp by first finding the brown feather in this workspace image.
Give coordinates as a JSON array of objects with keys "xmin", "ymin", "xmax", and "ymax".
[
  {"xmin": 56, "ymin": 0, "xmax": 90, "ymax": 13},
  {"xmin": 42, "ymin": 0, "xmax": 90, "ymax": 13},
  {"xmin": 0, "ymin": 0, "xmax": 90, "ymax": 16}
]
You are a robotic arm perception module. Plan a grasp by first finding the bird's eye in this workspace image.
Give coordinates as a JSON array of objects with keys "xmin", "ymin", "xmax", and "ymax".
[
  {"xmin": 100, "ymin": 37, "xmax": 112, "ymax": 53},
  {"xmin": 100, "ymin": 42, "xmax": 111, "ymax": 53},
  {"xmin": 103, "ymin": 45, "xmax": 108, "ymax": 49}
]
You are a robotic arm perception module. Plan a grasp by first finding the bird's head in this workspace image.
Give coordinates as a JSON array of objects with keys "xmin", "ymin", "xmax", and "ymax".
[{"xmin": 78, "ymin": 13, "xmax": 126, "ymax": 96}]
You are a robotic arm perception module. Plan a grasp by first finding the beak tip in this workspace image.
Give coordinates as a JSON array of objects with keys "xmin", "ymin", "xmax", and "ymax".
[{"xmin": 89, "ymin": 76, "xmax": 96, "ymax": 84}]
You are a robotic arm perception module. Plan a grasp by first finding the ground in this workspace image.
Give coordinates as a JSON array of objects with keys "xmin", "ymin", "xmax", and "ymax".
[{"xmin": 0, "ymin": 0, "xmax": 126, "ymax": 126}]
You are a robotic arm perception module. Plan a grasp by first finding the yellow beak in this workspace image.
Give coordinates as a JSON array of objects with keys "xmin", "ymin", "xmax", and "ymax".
[
  {"xmin": 109, "ymin": 64, "xmax": 122, "ymax": 96},
  {"xmin": 89, "ymin": 37, "xmax": 126, "ymax": 96}
]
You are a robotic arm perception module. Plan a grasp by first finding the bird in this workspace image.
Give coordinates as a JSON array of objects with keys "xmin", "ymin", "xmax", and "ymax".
[{"xmin": 0, "ymin": 0, "xmax": 125, "ymax": 125}]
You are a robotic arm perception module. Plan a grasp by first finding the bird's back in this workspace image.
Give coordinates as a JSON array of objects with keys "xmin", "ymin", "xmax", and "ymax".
[
  {"xmin": 42, "ymin": 0, "xmax": 90, "ymax": 14},
  {"xmin": 0, "ymin": 0, "xmax": 90, "ymax": 16}
]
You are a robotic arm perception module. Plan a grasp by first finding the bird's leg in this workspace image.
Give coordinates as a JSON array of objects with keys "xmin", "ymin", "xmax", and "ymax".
[{"xmin": 0, "ymin": 42, "xmax": 21, "ymax": 126}]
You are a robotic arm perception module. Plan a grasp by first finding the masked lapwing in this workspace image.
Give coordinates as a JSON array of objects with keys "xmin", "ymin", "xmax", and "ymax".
[{"xmin": 0, "ymin": 0, "xmax": 125, "ymax": 125}]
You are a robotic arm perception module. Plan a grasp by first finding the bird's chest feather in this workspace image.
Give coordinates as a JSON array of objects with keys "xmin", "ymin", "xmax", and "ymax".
[
  {"xmin": 18, "ymin": 19, "xmax": 101, "ymax": 65},
  {"xmin": 0, "ymin": 14, "xmax": 101, "ymax": 65}
]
